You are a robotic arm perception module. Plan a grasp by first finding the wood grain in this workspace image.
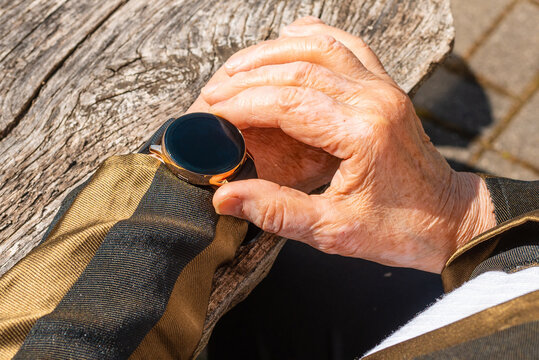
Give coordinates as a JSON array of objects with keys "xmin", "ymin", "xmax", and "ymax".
[{"xmin": 0, "ymin": 0, "xmax": 454, "ymax": 356}]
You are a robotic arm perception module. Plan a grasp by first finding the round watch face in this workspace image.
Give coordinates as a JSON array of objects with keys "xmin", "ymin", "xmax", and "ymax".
[{"xmin": 163, "ymin": 113, "xmax": 245, "ymax": 175}]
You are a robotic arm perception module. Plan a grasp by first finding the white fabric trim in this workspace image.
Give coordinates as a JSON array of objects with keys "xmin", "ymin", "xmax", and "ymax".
[{"xmin": 363, "ymin": 266, "xmax": 539, "ymax": 357}]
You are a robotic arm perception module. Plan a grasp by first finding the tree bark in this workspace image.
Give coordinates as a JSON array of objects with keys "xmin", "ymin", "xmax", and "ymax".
[{"xmin": 0, "ymin": 0, "xmax": 454, "ymax": 356}]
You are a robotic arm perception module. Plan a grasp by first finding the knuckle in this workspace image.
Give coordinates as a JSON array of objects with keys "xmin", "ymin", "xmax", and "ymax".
[
  {"xmin": 310, "ymin": 202, "xmax": 358, "ymax": 256},
  {"xmin": 386, "ymin": 87, "xmax": 410, "ymax": 120},
  {"xmin": 386, "ymin": 85, "xmax": 407, "ymax": 103},
  {"xmin": 293, "ymin": 61, "xmax": 316, "ymax": 83},
  {"xmin": 311, "ymin": 34, "xmax": 338, "ymax": 52},
  {"xmin": 370, "ymin": 84, "xmax": 410, "ymax": 119},
  {"xmin": 259, "ymin": 196, "xmax": 285, "ymax": 234},
  {"xmin": 302, "ymin": 22, "xmax": 328, "ymax": 34},
  {"xmin": 316, "ymin": 236, "xmax": 340, "ymax": 254},
  {"xmin": 277, "ymin": 86, "xmax": 303, "ymax": 112}
]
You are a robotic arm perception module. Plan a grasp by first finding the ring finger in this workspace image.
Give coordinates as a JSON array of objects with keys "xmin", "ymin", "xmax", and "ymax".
[{"xmin": 223, "ymin": 35, "xmax": 375, "ymax": 82}]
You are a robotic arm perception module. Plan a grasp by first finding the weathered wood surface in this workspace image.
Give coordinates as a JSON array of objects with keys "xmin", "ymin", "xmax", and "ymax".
[{"xmin": 0, "ymin": 0, "xmax": 454, "ymax": 355}]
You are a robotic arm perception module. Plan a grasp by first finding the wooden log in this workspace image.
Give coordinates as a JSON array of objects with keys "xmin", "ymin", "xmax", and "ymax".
[{"xmin": 0, "ymin": 0, "xmax": 454, "ymax": 356}]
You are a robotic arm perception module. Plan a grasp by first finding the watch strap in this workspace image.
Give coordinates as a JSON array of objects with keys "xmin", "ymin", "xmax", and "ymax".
[{"xmin": 137, "ymin": 118, "xmax": 175, "ymax": 154}]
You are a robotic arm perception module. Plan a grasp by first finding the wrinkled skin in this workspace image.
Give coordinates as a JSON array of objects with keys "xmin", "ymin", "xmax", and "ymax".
[{"xmin": 188, "ymin": 17, "xmax": 496, "ymax": 273}]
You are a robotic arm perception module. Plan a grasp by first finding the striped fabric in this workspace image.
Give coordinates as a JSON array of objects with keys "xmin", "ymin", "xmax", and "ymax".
[{"xmin": 0, "ymin": 154, "xmax": 247, "ymax": 359}]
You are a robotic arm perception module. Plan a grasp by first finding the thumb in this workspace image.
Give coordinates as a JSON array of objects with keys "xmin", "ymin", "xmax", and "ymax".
[{"xmin": 213, "ymin": 179, "xmax": 324, "ymax": 241}]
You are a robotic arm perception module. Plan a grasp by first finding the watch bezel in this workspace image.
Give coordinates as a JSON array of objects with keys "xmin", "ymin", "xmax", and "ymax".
[{"xmin": 150, "ymin": 113, "xmax": 249, "ymax": 186}]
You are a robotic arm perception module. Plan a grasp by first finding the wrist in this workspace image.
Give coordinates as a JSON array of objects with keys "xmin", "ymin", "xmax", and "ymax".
[
  {"xmin": 453, "ymin": 172, "xmax": 497, "ymax": 251},
  {"xmin": 413, "ymin": 171, "xmax": 496, "ymax": 273}
]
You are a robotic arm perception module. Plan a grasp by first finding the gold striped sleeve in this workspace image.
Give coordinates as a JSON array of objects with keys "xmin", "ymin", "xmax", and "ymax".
[
  {"xmin": 0, "ymin": 154, "xmax": 161, "ymax": 358},
  {"xmin": 130, "ymin": 215, "xmax": 246, "ymax": 359}
]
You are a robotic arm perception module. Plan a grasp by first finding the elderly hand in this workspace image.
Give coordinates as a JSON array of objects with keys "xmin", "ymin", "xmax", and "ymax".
[
  {"xmin": 187, "ymin": 18, "xmax": 340, "ymax": 192},
  {"xmin": 201, "ymin": 17, "xmax": 496, "ymax": 273}
]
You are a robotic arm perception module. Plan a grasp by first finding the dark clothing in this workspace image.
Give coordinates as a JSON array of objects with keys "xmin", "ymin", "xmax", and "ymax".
[
  {"xmin": 0, "ymin": 148, "xmax": 537, "ymax": 359},
  {"xmin": 209, "ymin": 241, "xmax": 445, "ymax": 359}
]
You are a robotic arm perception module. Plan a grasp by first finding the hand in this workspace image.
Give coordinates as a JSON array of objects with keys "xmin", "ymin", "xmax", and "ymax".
[
  {"xmin": 202, "ymin": 18, "xmax": 496, "ymax": 273},
  {"xmin": 188, "ymin": 18, "xmax": 346, "ymax": 192},
  {"xmin": 191, "ymin": 17, "xmax": 388, "ymax": 192}
]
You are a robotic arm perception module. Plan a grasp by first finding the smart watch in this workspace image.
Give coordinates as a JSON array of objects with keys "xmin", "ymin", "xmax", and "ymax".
[{"xmin": 148, "ymin": 112, "xmax": 257, "ymax": 186}]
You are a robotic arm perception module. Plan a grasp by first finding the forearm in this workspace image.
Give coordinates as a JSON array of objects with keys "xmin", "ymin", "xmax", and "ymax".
[
  {"xmin": 0, "ymin": 154, "xmax": 247, "ymax": 359},
  {"xmin": 452, "ymin": 173, "xmax": 497, "ymax": 251}
]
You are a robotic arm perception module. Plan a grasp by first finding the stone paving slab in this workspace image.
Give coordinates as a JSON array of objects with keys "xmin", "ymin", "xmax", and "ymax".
[
  {"xmin": 449, "ymin": 0, "xmax": 512, "ymax": 56},
  {"xmin": 468, "ymin": 1, "xmax": 539, "ymax": 96},
  {"xmin": 420, "ymin": 119, "xmax": 537, "ymax": 180},
  {"xmin": 415, "ymin": 0, "xmax": 538, "ymax": 182},
  {"xmin": 413, "ymin": 68, "xmax": 514, "ymax": 136},
  {"xmin": 493, "ymin": 90, "xmax": 539, "ymax": 167},
  {"xmin": 475, "ymin": 150, "xmax": 538, "ymax": 180}
]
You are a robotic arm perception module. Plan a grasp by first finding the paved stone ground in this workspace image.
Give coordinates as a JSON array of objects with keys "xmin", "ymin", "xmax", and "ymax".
[{"xmin": 413, "ymin": 0, "xmax": 539, "ymax": 180}]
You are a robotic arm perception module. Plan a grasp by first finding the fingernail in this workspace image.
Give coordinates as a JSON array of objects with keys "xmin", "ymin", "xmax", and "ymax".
[
  {"xmin": 302, "ymin": 16, "xmax": 324, "ymax": 24},
  {"xmin": 283, "ymin": 25, "xmax": 301, "ymax": 33},
  {"xmin": 201, "ymin": 82, "xmax": 219, "ymax": 96},
  {"xmin": 225, "ymin": 56, "xmax": 243, "ymax": 70},
  {"xmin": 208, "ymin": 103, "xmax": 224, "ymax": 116},
  {"xmin": 200, "ymin": 82, "xmax": 221, "ymax": 96},
  {"xmin": 215, "ymin": 197, "xmax": 243, "ymax": 216}
]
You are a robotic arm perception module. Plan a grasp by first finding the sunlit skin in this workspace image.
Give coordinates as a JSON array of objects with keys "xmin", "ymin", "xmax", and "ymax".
[{"xmin": 187, "ymin": 17, "xmax": 496, "ymax": 273}]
